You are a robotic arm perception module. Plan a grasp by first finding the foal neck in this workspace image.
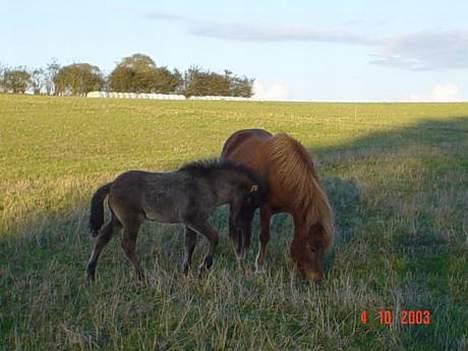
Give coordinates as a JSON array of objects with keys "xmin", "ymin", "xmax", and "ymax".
[{"xmin": 211, "ymin": 168, "xmax": 251, "ymax": 202}]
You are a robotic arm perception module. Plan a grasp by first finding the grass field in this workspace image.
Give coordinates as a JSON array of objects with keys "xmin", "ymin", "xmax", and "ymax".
[{"xmin": 0, "ymin": 94, "xmax": 467, "ymax": 350}]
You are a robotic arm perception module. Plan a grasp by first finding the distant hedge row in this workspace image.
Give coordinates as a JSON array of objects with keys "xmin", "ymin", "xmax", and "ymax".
[{"xmin": 0, "ymin": 53, "xmax": 254, "ymax": 97}]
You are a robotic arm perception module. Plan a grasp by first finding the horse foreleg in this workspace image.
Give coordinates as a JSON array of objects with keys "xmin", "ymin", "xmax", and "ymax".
[
  {"xmin": 86, "ymin": 218, "xmax": 120, "ymax": 281},
  {"xmin": 121, "ymin": 220, "xmax": 145, "ymax": 281},
  {"xmin": 255, "ymin": 206, "xmax": 272, "ymax": 274},
  {"xmin": 183, "ymin": 226, "xmax": 198, "ymax": 274},
  {"xmin": 187, "ymin": 220, "xmax": 219, "ymax": 274}
]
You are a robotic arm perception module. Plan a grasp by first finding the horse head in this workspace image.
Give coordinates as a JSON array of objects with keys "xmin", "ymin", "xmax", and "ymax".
[{"xmin": 290, "ymin": 223, "xmax": 331, "ymax": 283}]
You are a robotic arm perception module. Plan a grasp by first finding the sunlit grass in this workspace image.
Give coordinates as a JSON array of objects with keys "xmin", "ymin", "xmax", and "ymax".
[{"xmin": 1, "ymin": 95, "xmax": 467, "ymax": 350}]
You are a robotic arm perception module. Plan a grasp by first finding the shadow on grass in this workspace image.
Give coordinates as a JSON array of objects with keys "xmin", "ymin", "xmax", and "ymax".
[{"xmin": 315, "ymin": 116, "xmax": 468, "ymax": 350}]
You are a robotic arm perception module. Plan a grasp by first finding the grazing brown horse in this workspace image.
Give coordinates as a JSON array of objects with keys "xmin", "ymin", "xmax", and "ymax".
[
  {"xmin": 221, "ymin": 129, "xmax": 334, "ymax": 283},
  {"xmin": 87, "ymin": 159, "xmax": 265, "ymax": 281}
]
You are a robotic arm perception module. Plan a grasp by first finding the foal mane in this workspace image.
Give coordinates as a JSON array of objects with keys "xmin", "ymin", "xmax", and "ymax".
[
  {"xmin": 179, "ymin": 159, "xmax": 266, "ymax": 192},
  {"xmin": 269, "ymin": 133, "xmax": 334, "ymax": 249}
]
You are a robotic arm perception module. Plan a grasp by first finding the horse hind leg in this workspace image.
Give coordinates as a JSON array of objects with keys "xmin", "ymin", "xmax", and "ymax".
[
  {"xmin": 120, "ymin": 217, "xmax": 145, "ymax": 281},
  {"xmin": 86, "ymin": 216, "xmax": 121, "ymax": 281},
  {"xmin": 255, "ymin": 206, "xmax": 272, "ymax": 274}
]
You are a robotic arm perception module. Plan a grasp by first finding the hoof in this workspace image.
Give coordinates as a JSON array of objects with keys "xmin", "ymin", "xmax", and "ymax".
[
  {"xmin": 236, "ymin": 251, "xmax": 246, "ymax": 262},
  {"xmin": 137, "ymin": 272, "xmax": 146, "ymax": 282},
  {"xmin": 198, "ymin": 263, "xmax": 210, "ymax": 278},
  {"xmin": 183, "ymin": 261, "xmax": 192, "ymax": 275},
  {"xmin": 86, "ymin": 272, "xmax": 95, "ymax": 283},
  {"xmin": 255, "ymin": 269, "xmax": 265, "ymax": 275},
  {"xmin": 198, "ymin": 264, "xmax": 207, "ymax": 275},
  {"xmin": 86, "ymin": 265, "xmax": 96, "ymax": 282}
]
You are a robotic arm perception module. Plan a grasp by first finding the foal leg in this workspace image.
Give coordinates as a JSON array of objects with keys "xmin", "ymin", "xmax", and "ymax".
[
  {"xmin": 237, "ymin": 232, "xmax": 246, "ymax": 260},
  {"xmin": 187, "ymin": 219, "xmax": 219, "ymax": 274},
  {"xmin": 183, "ymin": 226, "xmax": 198, "ymax": 274},
  {"xmin": 86, "ymin": 217, "xmax": 121, "ymax": 281},
  {"xmin": 121, "ymin": 219, "xmax": 145, "ymax": 281},
  {"xmin": 229, "ymin": 216, "xmax": 245, "ymax": 261},
  {"xmin": 240, "ymin": 222, "xmax": 252, "ymax": 259},
  {"xmin": 255, "ymin": 206, "xmax": 272, "ymax": 274}
]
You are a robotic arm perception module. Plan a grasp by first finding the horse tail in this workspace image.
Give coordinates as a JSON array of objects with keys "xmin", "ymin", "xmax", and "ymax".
[
  {"xmin": 89, "ymin": 182, "xmax": 112, "ymax": 237},
  {"xmin": 268, "ymin": 133, "xmax": 335, "ymax": 249}
]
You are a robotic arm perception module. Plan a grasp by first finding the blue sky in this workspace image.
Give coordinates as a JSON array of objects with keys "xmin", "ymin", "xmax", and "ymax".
[{"xmin": 2, "ymin": 0, "xmax": 468, "ymax": 101}]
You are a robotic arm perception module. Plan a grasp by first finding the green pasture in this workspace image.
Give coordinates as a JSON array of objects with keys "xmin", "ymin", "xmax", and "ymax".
[{"xmin": 0, "ymin": 95, "xmax": 467, "ymax": 350}]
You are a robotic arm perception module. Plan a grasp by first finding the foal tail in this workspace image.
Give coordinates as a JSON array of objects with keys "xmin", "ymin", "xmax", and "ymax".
[{"xmin": 89, "ymin": 182, "xmax": 112, "ymax": 237}]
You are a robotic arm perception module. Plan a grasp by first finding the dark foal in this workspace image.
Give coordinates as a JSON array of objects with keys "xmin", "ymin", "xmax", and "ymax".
[{"xmin": 86, "ymin": 159, "xmax": 265, "ymax": 281}]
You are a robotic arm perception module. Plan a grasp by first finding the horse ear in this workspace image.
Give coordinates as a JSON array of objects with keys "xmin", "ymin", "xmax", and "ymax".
[{"xmin": 250, "ymin": 184, "xmax": 258, "ymax": 193}]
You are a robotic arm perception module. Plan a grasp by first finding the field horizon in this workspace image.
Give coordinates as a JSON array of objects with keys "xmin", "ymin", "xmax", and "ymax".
[{"xmin": 1, "ymin": 94, "xmax": 467, "ymax": 350}]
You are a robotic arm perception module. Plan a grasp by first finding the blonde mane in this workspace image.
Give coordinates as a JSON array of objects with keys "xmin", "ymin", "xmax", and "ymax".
[{"xmin": 268, "ymin": 133, "xmax": 335, "ymax": 249}]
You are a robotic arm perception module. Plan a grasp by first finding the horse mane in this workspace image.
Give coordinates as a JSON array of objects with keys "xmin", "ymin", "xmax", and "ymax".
[
  {"xmin": 179, "ymin": 158, "xmax": 266, "ymax": 193},
  {"xmin": 268, "ymin": 133, "xmax": 335, "ymax": 249}
]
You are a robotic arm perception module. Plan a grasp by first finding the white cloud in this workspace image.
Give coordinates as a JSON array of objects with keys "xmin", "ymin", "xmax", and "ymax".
[
  {"xmin": 370, "ymin": 30, "xmax": 468, "ymax": 71},
  {"xmin": 145, "ymin": 12, "xmax": 468, "ymax": 71},
  {"xmin": 253, "ymin": 81, "xmax": 289, "ymax": 100},
  {"xmin": 431, "ymin": 83, "xmax": 462, "ymax": 101},
  {"xmin": 408, "ymin": 83, "xmax": 465, "ymax": 102},
  {"xmin": 190, "ymin": 23, "xmax": 376, "ymax": 45}
]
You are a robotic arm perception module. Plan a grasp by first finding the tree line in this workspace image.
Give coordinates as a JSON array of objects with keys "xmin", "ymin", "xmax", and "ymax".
[{"xmin": 0, "ymin": 54, "xmax": 254, "ymax": 97}]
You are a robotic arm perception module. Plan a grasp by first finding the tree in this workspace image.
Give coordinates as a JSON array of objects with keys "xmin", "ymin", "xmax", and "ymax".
[
  {"xmin": 108, "ymin": 64, "xmax": 135, "ymax": 92},
  {"xmin": 183, "ymin": 66, "xmax": 230, "ymax": 97},
  {"xmin": 108, "ymin": 54, "xmax": 156, "ymax": 93},
  {"xmin": 108, "ymin": 53, "xmax": 180, "ymax": 94},
  {"xmin": 0, "ymin": 63, "xmax": 4, "ymax": 92},
  {"xmin": 53, "ymin": 63, "xmax": 104, "ymax": 96},
  {"xmin": 30, "ymin": 68, "xmax": 46, "ymax": 94},
  {"xmin": 3, "ymin": 67, "xmax": 31, "ymax": 93},
  {"xmin": 149, "ymin": 67, "xmax": 179, "ymax": 94},
  {"xmin": 173, "ymin": 68, "xmax": 184, "ymax": 94},
  {"xmin": 45, "ymin": 58, "xmax": 60, "ymax": 95},
  {"xmin": 229, "ymin": 75, "xmax": 254, "ymax": 98},
  {"xmin": 120, "ymin": 53, "xmax": 156, "ymax": 71},
  {"xmin": 0, "ymin": 54, "xmax": 255, "ymax": 98}
]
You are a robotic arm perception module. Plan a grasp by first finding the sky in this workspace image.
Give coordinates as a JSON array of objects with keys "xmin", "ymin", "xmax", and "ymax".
[{"xmin": 2, "ymin": 0, "xmax": 468, "ymax": 101}]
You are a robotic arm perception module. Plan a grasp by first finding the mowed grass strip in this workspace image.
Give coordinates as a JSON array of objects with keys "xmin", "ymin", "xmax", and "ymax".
[{"xmin": 0, "ymin": 95, "xmax": 467, "ymax": 350}]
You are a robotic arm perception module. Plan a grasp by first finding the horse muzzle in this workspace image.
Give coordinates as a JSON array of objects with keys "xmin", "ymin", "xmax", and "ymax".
[{"xmin": 302, "ymin": 270, "xmax": 323, "ymax": 284}]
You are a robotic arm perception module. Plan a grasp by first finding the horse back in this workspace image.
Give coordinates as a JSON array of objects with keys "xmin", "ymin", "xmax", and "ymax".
[
  {"xmin": 221, "ymin": 129, "xmax": 272, "ymax": 174},
  {"xmin": 222, "ymin": 130, "xmax": 322, "ymax": 214}
]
